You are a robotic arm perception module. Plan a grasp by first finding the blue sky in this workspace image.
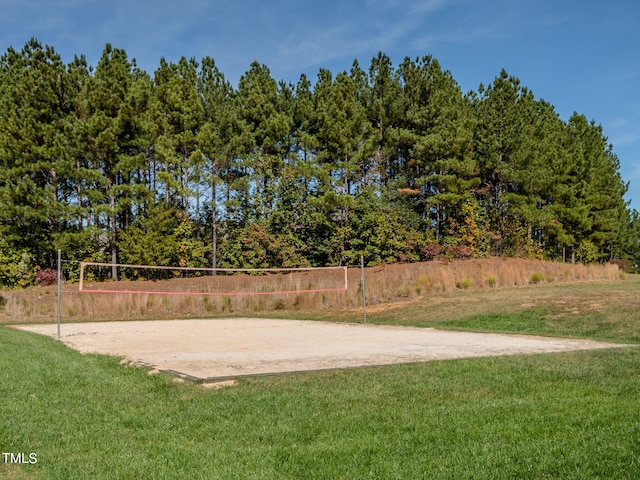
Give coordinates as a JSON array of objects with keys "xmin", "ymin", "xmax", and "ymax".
[{"xmin": 2, "ymin": 0, "xmax": 640, "ymax": 209}]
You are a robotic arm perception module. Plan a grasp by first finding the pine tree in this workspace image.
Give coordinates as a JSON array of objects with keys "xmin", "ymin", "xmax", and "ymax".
[
  {"xmin": 314, "ymin": 68, "xmax": 371, "ymax": 196},
  {"xmin": 311, "ymin": 67, "xmax": 373, "ymax": 263},
  {"xmin": 509, "ymin": 98, "xmax": 564, "ymax": 255},
  {"xmin": 400, "ymin": 56, "xmax": 478, "ymax": 243},
  {"xmin": 473, "ymin": 70, "xmax": 539, "ymax": 254},
  {"xmin": 366, "ymin": 53, "xmax": 408, "ymax": 194},
  {"xmin": 57, "ymin": 53, "xmax": 95, "ymax": 266},
  {"xmin": 150, "ymin": 57, "xmax": 205, "ymax": 214},
  {"xmin": 236, "ymin": 62, "xmax": 293, "ymax": 223},
  {"xmin": 77, "ymin": 44, "xmax": 153, "ymax": 278},
  {"xmin": 0, "ymin": 39, "xmax": 74, "ymax": 266},
  {"xmin": 566, "ymin": 115, "xmax": 629, "ymax": 259},
  {"xmin": 196, "ymin": 56, "xmax": 247, "ymax": 268}
]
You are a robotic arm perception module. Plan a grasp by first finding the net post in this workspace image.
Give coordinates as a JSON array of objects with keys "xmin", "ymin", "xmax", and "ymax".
[
  {"xmin": 344, "ymin": 265, "xmax": 348, "ymax": 291},
  {"xmin": 57, "ymin": 249, "xmax": 61, "ymax": 340},
  {"xmin": 79, "ymin": 261, "xmax": 85, "ymax": 291},
  {"xmin": 361, "ymin": 255, "xmax": 367, "ymax": 325}
]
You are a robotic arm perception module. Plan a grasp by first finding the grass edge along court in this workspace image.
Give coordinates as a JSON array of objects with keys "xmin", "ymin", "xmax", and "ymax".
[{"xmin": 3, "ymin": 276, "xmax": 640, "ymax": 478}]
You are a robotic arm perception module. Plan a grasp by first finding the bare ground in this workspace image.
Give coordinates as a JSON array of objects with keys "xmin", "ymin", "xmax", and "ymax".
[{"xmin": 13, "ymin": 318, "xmax": 627, "ymax": 383}]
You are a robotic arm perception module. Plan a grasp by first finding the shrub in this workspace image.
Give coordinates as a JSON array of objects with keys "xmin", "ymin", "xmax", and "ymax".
[
  {"xmin": 421, "ymin": 242, "xmax": 445, "ymax": 260},
  {"xmin": 446, "ymin": 245, "xmax": 474, "ymax": 260},
  {"xmin": 0, "ymin": 239, "xmax": 36, "ymax": 288},
  {"xmin": 530, "ymin": 272, "xmax": 545, "ymax": 284},
  {"xmin": 576, "ymin": 240, "xmax": 599, "ymax": 264},
  {"xmin": 36, "ymin": 268, "xmax": 60, "ymax": 286},
  {"xmin": 610, "ymin": 258, "xmax": 631, "ymax": 273}
]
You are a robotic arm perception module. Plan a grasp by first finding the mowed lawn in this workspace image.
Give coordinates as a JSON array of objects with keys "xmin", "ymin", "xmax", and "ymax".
[{"xmin": 2, "ymin": 278, "xmax": 640, "ymax": 479}]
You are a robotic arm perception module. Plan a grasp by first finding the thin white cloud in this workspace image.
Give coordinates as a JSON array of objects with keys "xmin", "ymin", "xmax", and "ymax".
[
  {"xmin": 257, "ymin": 0, "xmax": 456, "ymax": 79},
  {"xmin": 606, "ymin": 117, "xmax": 640, "ymax": 149},
  {"xmin": 410, "ymin": 21, "xmax": 510, "ymax": 52}
]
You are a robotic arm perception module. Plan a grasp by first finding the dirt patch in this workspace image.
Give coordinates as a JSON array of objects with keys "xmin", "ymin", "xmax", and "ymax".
[{"xmin": 14, "ymin": 318, "xmax": 627, "ymax": 382}]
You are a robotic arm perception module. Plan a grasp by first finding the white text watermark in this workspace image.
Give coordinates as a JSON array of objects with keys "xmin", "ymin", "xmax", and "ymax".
[{"xmin": 2, "ymin": 452, "xmax": 38, "ymax": 464}]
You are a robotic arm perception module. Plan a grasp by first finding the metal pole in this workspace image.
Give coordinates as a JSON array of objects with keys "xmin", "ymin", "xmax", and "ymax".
[
  {"xmin": 361, "ymin": 255, "xmax": 367, "ymax": 325},
  {"xmin": 57, "ymin": 249, "xmax": 61, "ymax": 340}
]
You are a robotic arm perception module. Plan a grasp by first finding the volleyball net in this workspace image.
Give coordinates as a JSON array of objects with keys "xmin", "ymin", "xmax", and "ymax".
[{"xmin": 78, "ymin": 262, "xmax": 348, "ymax": 297}]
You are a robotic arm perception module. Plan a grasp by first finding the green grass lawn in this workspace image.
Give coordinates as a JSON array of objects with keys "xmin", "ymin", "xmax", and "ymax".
[
  {"xmin": 356, "ymin": 277, "xmax": 640, "ymax": 344},
  {"xmin": 2, "ymin": 279, "xmax": 640, "ymax": 479}
]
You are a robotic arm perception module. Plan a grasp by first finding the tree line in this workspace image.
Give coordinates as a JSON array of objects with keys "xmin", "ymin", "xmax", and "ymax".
[{"xmin": 1, "ymin": 38, "xmax": 638, "ymax": 287}]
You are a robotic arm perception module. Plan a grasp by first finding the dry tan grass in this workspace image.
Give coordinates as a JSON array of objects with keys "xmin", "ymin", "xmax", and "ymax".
[{"xmin": 0, "ymin": 258, "xmax": 623, "ymax": 324}]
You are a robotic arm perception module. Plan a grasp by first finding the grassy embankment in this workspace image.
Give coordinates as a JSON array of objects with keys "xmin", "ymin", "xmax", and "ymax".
[
  {"xmin": 2, "ymin": 259, "xmax": 640, "ymax": 478},
  {"xmin": 0, "ymin": 257, "xmax": 623, "ymax": 324}
]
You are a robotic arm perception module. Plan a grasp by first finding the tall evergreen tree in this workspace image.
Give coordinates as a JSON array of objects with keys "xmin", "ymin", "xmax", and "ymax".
[
  {"xmin": 196, "ymin": 56, "xmax": 247, "ymax": 268},
  {"xmin": 311, "ymin": 68, "xmax": 373, "ymax": 263},
  {"xmin": 400, "ymin": 56, "xmax": 479, "ymax": 244},
  {"xmin": 0, "ymin": 39, "xmax": 74, "ymax": 266},
  {"xmin": 513, "ymin": 99, "xmax": 567, "ymax": 257},
  {"xmin": 314, "ymin": 69, "xmax": 371, "ymax": 195},
  {"xmin": 236, "ymin": 62, "xmax": 292, "ymax": 223},
  {"xmin": 58, "ymin": 53, "xmax": 96, "ymax": 265},
  {"xmin": 563, "ymin": 114, "xmax": 629, "ymax": 260},
  {"xmin": 473, "ymin": 70, "xmax": 536, "ymax": 254},
  {"xmin": 150, "ymin": 57, "xmax": 205, "ymax": 214},
  {"xmin": 366, "ymin": 52, "xmax": 406, "ymax": 190},
  {"xmin": 77, "ymin": 44, "xmax": 153, "ymax": 278}
]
